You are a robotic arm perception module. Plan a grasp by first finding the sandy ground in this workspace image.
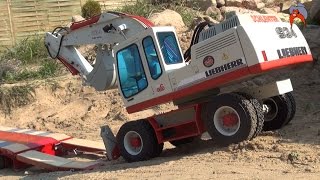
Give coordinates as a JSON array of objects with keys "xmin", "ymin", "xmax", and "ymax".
[{"xmin": 0, "ymin": 61, "xmax": 320, "ymax": 179}]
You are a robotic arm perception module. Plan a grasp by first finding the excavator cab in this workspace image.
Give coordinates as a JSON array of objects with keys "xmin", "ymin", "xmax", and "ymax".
[{"xmin": 114, "ymin": 26, "xmax": 186, "ymax": 106}]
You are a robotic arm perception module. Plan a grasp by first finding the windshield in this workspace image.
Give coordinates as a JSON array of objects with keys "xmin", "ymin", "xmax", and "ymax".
[
  {"xmin": 116, "ymin": 44, "xmax": 148, "ymax": 98},
  {"xmin": 157, "ymin": 32, "xmax": 183, "ymax": 65},
  {"xmin": 143, "ymin": 36, "xmax": 162, "ymax": 80}
]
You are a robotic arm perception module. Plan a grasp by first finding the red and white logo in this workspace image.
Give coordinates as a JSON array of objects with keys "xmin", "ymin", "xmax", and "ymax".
[
  {"xmin": 203, "ymin": 56, "xmax": 214, "ymax": 67},
  {"xmin": 156, "ymin": 84, "xmax": 165, "ymax": 92}
]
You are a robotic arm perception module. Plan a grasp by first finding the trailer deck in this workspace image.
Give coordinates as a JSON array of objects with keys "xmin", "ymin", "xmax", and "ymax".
[{"xmin": 0, "ymin": 126, "xmax": 105, "ymax": 171}]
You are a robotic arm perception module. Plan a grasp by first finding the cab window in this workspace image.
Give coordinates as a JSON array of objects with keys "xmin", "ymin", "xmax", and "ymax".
[
  {"xmin": 117, "ymin": 44, "xmax": 148, "ymax": 98},
  {"xmin": 142, "ymin": 36, "xmax": 162, "ymax": 80},
  {"xmin": 157, "ymin": 32, "xmax": 183, "ymax": 65}
]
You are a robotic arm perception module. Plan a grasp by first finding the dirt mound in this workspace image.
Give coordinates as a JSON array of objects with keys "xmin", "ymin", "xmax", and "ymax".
[
  {"xmin": 148, "ymin": 9, "xmax": 187, "ymax": 33},
  {"xmin": 0, "ymin": 76, "xmax": 174, "ymax": 140}
]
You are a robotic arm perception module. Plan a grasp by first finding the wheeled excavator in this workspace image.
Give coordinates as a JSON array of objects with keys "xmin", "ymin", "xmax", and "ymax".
[{"xmin": 45, "ymin": 11, "xmax": 313, "ymax": 162}]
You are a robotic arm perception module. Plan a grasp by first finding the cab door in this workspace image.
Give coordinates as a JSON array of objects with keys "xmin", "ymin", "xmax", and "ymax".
[
  {"xmin": 141, "ymin": 36, "xmax": 172, "ymax": 97},
  {"xmin": 116, "ymin": 43, "xmax": 154, "ymax": 106}
]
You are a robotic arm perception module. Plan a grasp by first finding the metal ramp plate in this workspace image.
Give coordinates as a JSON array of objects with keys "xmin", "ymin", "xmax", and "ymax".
[
  {"xmin": 1, "ymin": 143, "xmax": 32, "ymax": 154},
  {"xmin": 0, "ymin": 131, "xmax": 59, "ymax": 156},
  {"xmin": 0, "ymin": 126, "xmax": 106, "ymax": 171},
  {"xmin": 16, "ymin": 150, "xmax": 100, "ymax": 171},
  {"xmin": 61, "ymin": 138, "xmax": 106, "ymax": 153},
  {"xmin": 0, "ymin": 126, "xmax": 71, "ymax": 141}
]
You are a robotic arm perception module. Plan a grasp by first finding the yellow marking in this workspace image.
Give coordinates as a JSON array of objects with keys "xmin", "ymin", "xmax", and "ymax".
[
  {"xmin": 62, "ymin": 138, "xmax": 105, "ymax": 151},
  {"xmin": 42, "ymin": 133, "xmax": 71, "ymax": 141},
  {"xmin": 222, "ymin": 53, "xmax": 229, "ymax": 60},
  {"xmin": 0, "ymin": 126, "xmax": 15, "ymax": 131}
]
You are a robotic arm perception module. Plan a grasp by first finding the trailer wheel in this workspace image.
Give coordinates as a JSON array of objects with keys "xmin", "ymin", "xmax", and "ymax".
[
  {"xmin": 116, "ymin": 120, "xmax": 160, "ymax": 162},
  {"xmin": 203, "ymin": 93, "xmax": 257, "ymax": 145},
  {"xmin": 283, "ymin": 92, "xmax": 296, "ymax": 126},
  {"xmin": 262, "ymin": 94, "xmax": 292, "ymax": 131},
  {"xmin": 0, "ymin": 155, "xmax": 5, "ymax": 169},
  {"xmin": 235, "ymin": 92, "xmax": 264, "ymax": 138},
  {"xmin": 169, "ymin": 137, "xmax": 195, "ymax": 147}
]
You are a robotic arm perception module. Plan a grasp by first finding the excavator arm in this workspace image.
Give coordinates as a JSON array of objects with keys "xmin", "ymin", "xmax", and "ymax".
[{"xmin": 45, "ymin": 12, "xmax": 153, "ymax": 91}]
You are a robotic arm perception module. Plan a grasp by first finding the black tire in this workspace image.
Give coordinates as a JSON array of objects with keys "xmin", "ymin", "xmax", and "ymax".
[
  {"xmin": 283, "ymin": 92, "xmax": 296, "ymax": 126},
  {"xmin": 0, "ymin": 155, "xmax": 5, "ymax": 169},
  {"xmin": 235, "ymin": 92, "xmax": 264, "ymax": 138},
  {"xmin": 153, "ymin": 143, "xmax": 164, "ymax": 158},
  {"xmin": 263, "ymin": 94, "xmax": 292, "ymax": 131},
  {"xmin": 116, "ymin": 120, "xmax": 160, "ymax": 162},
  {"xmin": 202, "ymin": 93, "xmax": 258, "ymax": 145},
  {"xmin": 169, "ymin": 137, "xmax": 195, "ymax": 147}
]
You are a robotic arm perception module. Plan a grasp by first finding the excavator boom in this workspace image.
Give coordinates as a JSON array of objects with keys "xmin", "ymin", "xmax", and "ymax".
[{"xmin": 45, "ymin": 12, "xmax": 153, "ymax": 91}]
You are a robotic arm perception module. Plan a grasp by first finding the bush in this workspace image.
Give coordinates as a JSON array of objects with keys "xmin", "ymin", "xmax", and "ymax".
[{"xmin": 81, "ymin": 0, "xmax": 101, "ymax": 19}]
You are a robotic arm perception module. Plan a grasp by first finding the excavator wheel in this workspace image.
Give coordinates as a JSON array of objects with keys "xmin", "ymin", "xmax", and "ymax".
[
  {"xmin": 116, "ymin": 120, "xmax": 161, "ymax": 162},
  {"xmin": 283, "ymin": 92, "xmax": 296, "ymax": 126},
  {"xmin": 153, "ymin": 142, "xmax": 164, "ymax": 158},
  {"xmin": 0, "ymin": 155, "xmax": 5, "ymax": 169},
  {"xmin": 169, "ymin": 137, "xmax": 195, "ymax": 147},
  {"xmin": 202, "ymin": 93, "xmax": 258, "ymax": 145},
  {"xmin": 235, "ymin": 92, "xmax": 264, "ymax": 138},
  {"xmin": 262, "ymin": 93, "xmax": 293, "ymax": 131}
]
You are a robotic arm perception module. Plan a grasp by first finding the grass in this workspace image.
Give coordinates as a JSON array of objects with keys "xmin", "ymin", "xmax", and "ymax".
[
  {"xmin": 0, "ymin": 34, "xmax": 48, "ymax": 65},
  {"xmin": 287, "ymin": 151, "xmax": 299, "ymax": 163},
  {"xmin": 0, "ymin": 34, "xmax": 63, "ymax": 84},
  {"xmin": 43, "ymin": 79, "xmax": 62, "ymax": 93},
  {"xmin": 0, "ymin": 79, "xmax": 63, "ymax": 115},
  {"xmin": 117, "ymin": 0, "xmax": 159, "ymax": 18},
  {"xmin": 2, "ymin": 61, "xmax": 60, "ymax": 83},
  {"xmin": 0, "ymin": 85, "xmax": 35, "ymax": 115},
  {"xmin": 172, "ymin": 6, "xmax": 199, "ymax": 28}
]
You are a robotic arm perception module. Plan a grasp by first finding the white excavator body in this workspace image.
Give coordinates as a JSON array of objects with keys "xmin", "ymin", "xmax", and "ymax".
[
  {"xmin": 45, "ymin": 13, "xmax": 311, "ymax": 113},
  {"xmin": 44, "ymin": 12, "xmax": 313, "ymax": 161}
]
